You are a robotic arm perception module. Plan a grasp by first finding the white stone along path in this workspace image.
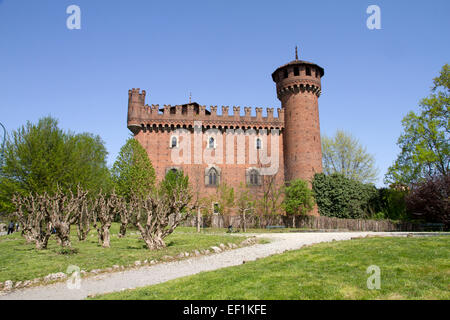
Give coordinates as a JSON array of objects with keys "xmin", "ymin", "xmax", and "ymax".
[{"xmin": 0, "ymin": 231, "xmax": 439, "ymax": 300}]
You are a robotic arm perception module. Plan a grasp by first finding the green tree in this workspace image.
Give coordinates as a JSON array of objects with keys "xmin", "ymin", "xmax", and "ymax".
[
  {"xmin": 371, "ymin": 188, "xmax": 408, "ymax": 221},
  {"xmin": 160, "ymin": 169, "xmax": 189, "ymax": 200},
  {"xmin": 385, "ymin": 64, "xmax": 449, "ymax": 185},
  {"xmin": 111, "ymin": 138, "xmax": 156, "ymax": 200},
  {"xmin": 322, "ymin": 130, "xmax": 378, "ymax": 184},
  {"xmin": 284, "ymin": 179, "xmax": 314, "ymax": 226},
  {"xmin": 215, "ymin": 183, "xmax": 235, "ymax": 216},
  {"xmin": 284, "ymin": 179, "xmax": 315, "ymax": 215},
  {"xmin": 0, "ymin": 117, "xmax": 110, "ymax": 213}
]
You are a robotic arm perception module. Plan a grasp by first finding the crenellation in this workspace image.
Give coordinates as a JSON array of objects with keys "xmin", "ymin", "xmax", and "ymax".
[
  {"xmin": 267, "ymin": 107, "xmax": 274, "ymax": 120},
  {"xmin": 255, "ymin": 107, "xmax": 263, "ymax": 119},
  {"xmin": 129, "ymin": 101, "xmax": 285, "ymax": 129},
  {"xmin": 151, "ymin": 104, "xmax": 159, "ymax": 113},
  {"xmin": 187, "ymin": 104, "xmax": 194, "ymax": 115},
  {"xmin": 233, "ymin": 106, "xmax": 240, "ymax": 118},
  {"xmin": 222, "ymin": 106, "xmax": 229, "ymax": 116},
  {"xmin": 277, "ymin": 108, "xmax": 284, "ymax": 121}
]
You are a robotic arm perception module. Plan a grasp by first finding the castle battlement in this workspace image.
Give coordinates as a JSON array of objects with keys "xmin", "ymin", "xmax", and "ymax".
[{"xmin": 128, "ymin": 88, "xmax": 284, "ymax": 133}]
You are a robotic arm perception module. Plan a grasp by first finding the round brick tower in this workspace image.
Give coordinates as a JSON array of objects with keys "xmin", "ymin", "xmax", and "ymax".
[{"xmin": 272, "ymin": 49, "xmax": 324, "ymax": 183}]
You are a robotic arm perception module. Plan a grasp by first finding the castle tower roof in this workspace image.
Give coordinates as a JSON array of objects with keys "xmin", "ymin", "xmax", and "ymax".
[{"xmin": 271, "ymin": 59, "xmax": 324, "ymax": 81}]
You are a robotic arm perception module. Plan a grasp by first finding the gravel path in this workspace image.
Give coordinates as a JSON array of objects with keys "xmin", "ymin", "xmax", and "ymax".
[{"xmin": 0, "ymin": 231, "xmax": 430, "ymax": 300}]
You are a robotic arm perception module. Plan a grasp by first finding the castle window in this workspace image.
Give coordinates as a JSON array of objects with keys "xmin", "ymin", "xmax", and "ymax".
[
  {"xmin": 294, "ymin": 67, "xmax": 299, "ymax": 76},
  {"xmin": 246, "ymin": 168, "xmax": 261, "ymax": 186},
  {"xmin": 207, "ymin": 167, "xmax": 219, "ymax": 186},
  {"xmin": 306, "ymin": 66, "xmax": 311, "ymax": 76},
  {"xmin": 249, "ymin": 169, "xmax": 260, "ymax": 186},
  {"xmin": 208, "ymin": 137, "xmax": 216, "ymax": 149},
  {"xmin": 283, "ymin": 69, "xmax": 288, "ymax": 79},
  {"xmin": 170, "ymin": 136, "xmax": 178, "ymax": 148}
]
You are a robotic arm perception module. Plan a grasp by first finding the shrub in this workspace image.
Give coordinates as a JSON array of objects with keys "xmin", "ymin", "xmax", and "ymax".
[
  {"xmin": 312, "ymin": 173, "xmax": 377, "ymax": 219},
  {"xmin": 372, "ymin": 188, "xmax": 408, "ymax": 221}
]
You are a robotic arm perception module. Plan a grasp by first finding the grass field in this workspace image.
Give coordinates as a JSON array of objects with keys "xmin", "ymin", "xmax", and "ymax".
[
  {"xmin": 0, "ymin": 224, "xmax": 247, "ymax": 283},
  {"xmin": 92, "ymin": 236, "xmax": 450, "ymax": 300}
]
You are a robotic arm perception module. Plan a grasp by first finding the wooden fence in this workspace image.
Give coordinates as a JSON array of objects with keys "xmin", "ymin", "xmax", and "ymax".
[{"xmin": 182, "ymin": 214, "xmax": 422, "ymax": 232}]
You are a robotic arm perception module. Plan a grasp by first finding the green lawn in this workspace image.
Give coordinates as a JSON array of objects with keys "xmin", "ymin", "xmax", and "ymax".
[
  {"xmin": 0, "ymin": 224, "xmax": 247, "ymax": 283},
  {"xmin": 92, "ymin": 236, "xmax": 450, "ymax": 300}
]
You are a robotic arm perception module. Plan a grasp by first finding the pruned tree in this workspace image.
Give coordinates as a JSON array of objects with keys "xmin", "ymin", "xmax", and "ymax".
[
  {"xmin": 12, "ymin": 193, "xmax": 53, "ymax": 250},
  {"xmin": 133, "ymin": 170, "xmax": 193, "ymax": 250},
  {"xmin": 116, "ymin": 195, "xmax": 133, "ymax": 238},
  {"xmin": 77, "ymin": 195, "xmax": 92, "ymax": 241},
  {"xmin": 92, "ymin": 191, "xmax": 118, "ymax": 248},
  {"xmin": 47, "ymin": 186, "xmax": 88, "ymax": 248}
]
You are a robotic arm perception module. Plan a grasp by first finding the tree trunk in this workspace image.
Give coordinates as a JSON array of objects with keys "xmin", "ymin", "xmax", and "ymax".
[
  {"xmin": 102, "ymin": 225, "xmax": 111, "ymax": 248},
  {"xmin": 143, "ymin": 236, "xmax": 166, "ymax": 250},
  {"xmin": 197, "ymin": 208, "xmax": 201, "ymax": 233},
  {"xmin": 22, "ymin": 230, "xmax": 34, "ymax": 244},
  {"xmin": 56, "ymin": 224, "xmax": 72, "ymax": 248},
  {"xmin": 118, "ymin": 223, "xmax": 127, "ymax": 238},
  {"xmin": 97, "ymin": 229, "xmax": 104, "ymax": 246},
  {"xmin": 35, "ymin": 233, "xmax": 51, "ymax": 250},
  {"xmin": 77, "ymin": 221, "xmax": 90, "ymax": 241}
]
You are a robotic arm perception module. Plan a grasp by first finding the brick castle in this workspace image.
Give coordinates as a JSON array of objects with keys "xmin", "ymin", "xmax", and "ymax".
[{"xmin": 127, "ymin": 50, "xmax": 324, "ymax": 213}]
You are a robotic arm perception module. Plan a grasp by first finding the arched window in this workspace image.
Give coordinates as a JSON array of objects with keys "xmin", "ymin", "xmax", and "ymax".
[
  {"xmin": 205, "ymin": 166, "xmax": 221, "ymax": 187},
  {"xmin": 208, "ymin": 137, "xmax": 215, "ymax": 149},
  {"xmin": 247, "ymin": 169, "xmax": 260, "ymax": 186},
  {"xmin": 208, "ymin": 168, "xmax": 218, "ymax": 186},
  {"xmin": 170, "ymin": 136, "xmax": 178, "ymax": 148},
  {"xmin": 250, "ymin": 170, "xmax": 259, "ymax": 185}
]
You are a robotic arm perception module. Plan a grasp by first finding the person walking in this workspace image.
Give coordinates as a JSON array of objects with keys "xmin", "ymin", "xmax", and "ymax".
[
  {"xmin": 15, "ymin": 223, "xmax": 19, "ymax": 232},
  {"xmin": 7, "ymin": 221, "xmax": 15, "ymax": 235}
]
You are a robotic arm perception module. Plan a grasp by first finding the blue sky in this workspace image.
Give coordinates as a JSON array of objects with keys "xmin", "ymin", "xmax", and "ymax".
[{"xmin": 0, "ymin": 0, "xmax": 449, "ymax": 186}]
